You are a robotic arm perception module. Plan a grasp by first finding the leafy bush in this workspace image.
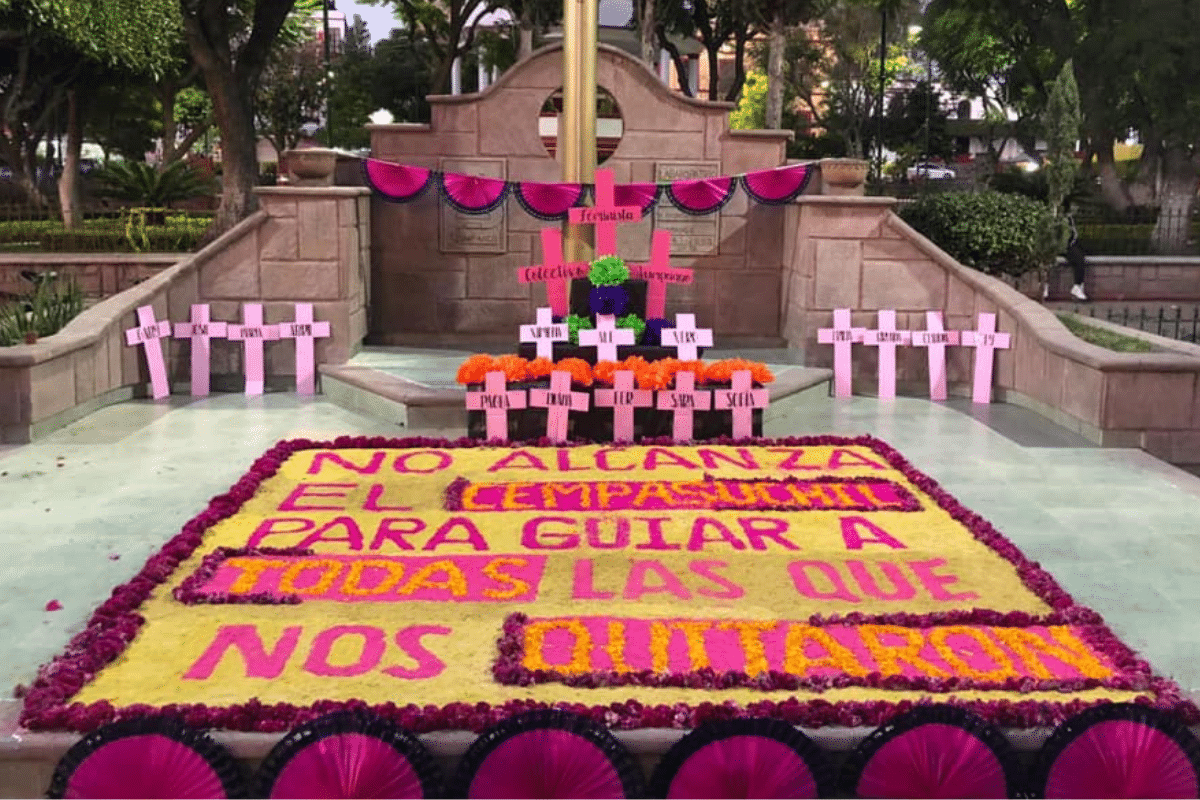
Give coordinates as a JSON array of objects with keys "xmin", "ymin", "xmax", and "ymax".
[
  {"xmin": 0, "ymin": 276, "xmax": 85, "ymax": 346},
  {"xmin": 898, "ymin": 191, "xmax": 1059, "ymax": 278},
  {"xmin": 0, "ymin": 213, "xmax": 209, "ymax": 252},
  {"xmin": 92, "ymin": 159, "xmax": 216, "ymax": 207}
]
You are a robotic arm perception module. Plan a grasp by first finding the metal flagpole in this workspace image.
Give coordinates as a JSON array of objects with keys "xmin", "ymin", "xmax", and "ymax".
[{"xmin": 561, "ymin": 0, "xmax": 598, "ymax": 265}]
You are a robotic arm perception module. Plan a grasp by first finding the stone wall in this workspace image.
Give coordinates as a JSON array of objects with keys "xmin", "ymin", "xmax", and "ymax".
[
  {"xmin": 368, "ymin": 43, "xmax": 793, "ymax": 345},
  {"xmin": 0, "ymin": 187, "xmax": 369, "ymax": 443},
  {"xmin": 1046, "ymin": 256, "xmax": 1200, "ymax": 301},
  {"xmin": 0, "ymin": 254, "xmax": 182, "ymax": 301}
]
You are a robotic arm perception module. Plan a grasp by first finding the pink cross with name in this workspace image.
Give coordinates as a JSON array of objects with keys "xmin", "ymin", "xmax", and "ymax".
[
  {"xmin": 528, "ymin": 370, "xmax": 589, "ymax": 443},
  {"xmin": 278, "ymin": 303, "xmax": 331, "ymax": 395},
  {"xmin": 124, "ymin": 305, "xmax": 173, "ymax": 400},
  {"xmin": 517, "ymin": 228, "xmax": 589, "ymax": 318},
  {"xmin": 520, "ymin": 306, "xmax": 569, "ymax": 360},
  {"xmin": 911, "ymin": 310, "xmax": 961, "ymax": 401},
  {"xmin": 713, "ymin": 370, "xmax": 769, "ymax": 439},
  {"xmin": 227, "ymin": 303, "xmax": 280, "ymax": 395},
  {"xmin": 817, "ymin": 308, "xmax": 866, "ymax": 398},
  {"xmin": 656, "ymin": 370, "xmax": 712, "ymax": 443},
  {"xmin": 594, "ymin": 370, "xmax": 653, "ymax": 442},
  {"xmin": 864, "ymin": 309, "xmax": 912, "ymax": 400},
  {"xmin": 173, "ymin": 304, "xmax": 227, "ymax": 397},
  {"xmin": 465, "ymin": 370, "xmax": 528, "ymax": 442},
  {"xmin": 568, "ymin": 169, "xmax": 642, "ymax": 256},
  {"xmin": 627, "ymin": 229, "xmax": 693, "ymax": 320},
  {"xmin": 961, "ymin": 312, "xmax": 1011, "ymax": 404},
  {"xmin": 577, "ymin": 313, "xmax": 635, "ymax": 362},
  {"xmin": 661, "ymin": 313, "xmax": 713, "ymax": 361}
]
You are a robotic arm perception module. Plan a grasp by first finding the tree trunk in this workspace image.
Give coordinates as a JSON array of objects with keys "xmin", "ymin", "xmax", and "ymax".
[
  {"xmin": 724, "ymin": 26, "xmax": 749, "ymax": 102},
  {"xmin": 639, "ymin": 0, "xmax": 657, "ymax": 66},
  {"xmin": 706, "ymin": 44, "xmax": 720, "ymax": 101},
  {"xmin": 1094, "ymin": 141, "xmax": 1132, "ymax": 212},
  {"xmin": 206, "ymin": 67, "xmax": 259, "ymax": 236},
  {"xmin": 1128, "ymin": 134, "xmax": 1161, "ymax": 207},
  {"xmin": 655, "ymin": 26, "xmax": 691, "ymax": 96},
  {"xmin": 518, "ymin": 25, "xmax": 534, "ymax": 60},
  {"xmin": 160, "ymin": 82, "xmax": 179, "ymax": 165},
  {"xmin": 765, "ymin": 6, "xmax": 785, "ymax": 129},
  {"xmin": 1151, "ymin": 143, "xmax": 1197, "ymax": 255},
  {"xmin": 57, "ymin": 89, "xmax": 82, "ymax": 229}
]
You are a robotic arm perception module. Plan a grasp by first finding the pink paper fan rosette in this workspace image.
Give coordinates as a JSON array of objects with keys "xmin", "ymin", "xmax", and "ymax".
[
  {"xmin": 741, "ymin": 164, "xmax": 812, "ymax": 204},
  {"xmin": 1035, "ymin": 703, "xmax": 1200, "ymax": 799},
  {"xmin": 47, "ymin": 717, "xmax": 248, "ymax": 799},
  {"xmin": 363, "ymin": 159, "xmax": 434, "ymax": 203},
  {"xmin": 514, "ymin": 181, "xmax": 587, "ymax": 220},
  {"xmin": 841, "ymin": 705, "xmax": 1021, "ymax": 798},
  {"xmin": 440, "ymin": 171, "xmax": 509, "ymax": 214},
  {"xmin": 452, "ymin": 710, "xmax": 645, "ymax": 799},
  {"xmin": 612, "ymin": 182, "xmax": 663, "ymax": 215},
  {"xmin": 665, "ymin": 175, "xmax": 737, "ymax": 215}
]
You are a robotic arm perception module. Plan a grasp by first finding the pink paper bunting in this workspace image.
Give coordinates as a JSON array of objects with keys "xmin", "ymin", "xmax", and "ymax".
[
  {"xmin": 666, "ymin": 175, "xmax": 737, "ymax": 215},
  {"xmin": 741, "ymin": 164, "xmax": 813, "ymax": 204},
  {"xmin": 440, "ymin": 171, "xmax": 509, "ymax": 214},
  {"xmin": 362, "ymin": 159, "xmax": 434, "ymax": 203},
  {"xmin": 513, "ymin": 181, "xmax": 586, "ymax": 221}
]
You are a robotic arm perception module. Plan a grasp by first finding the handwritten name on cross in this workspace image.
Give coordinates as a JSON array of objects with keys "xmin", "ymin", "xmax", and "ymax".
[
  {"xmin": 817, "ymin": 308, "xmax": 866, "ymax": 398},
  {"xmin": 226, "ymin": 303, "xmax": 280, "ymax": 395},
  {"xmin": 278, "ymin": 303, "xmax": 331, "ymax": 395},
  {"xmin": 626, "ymin": 229, "xmax": 693, "ymax": 320},
  {"xmin": 519, "ymin": 306, "xmax": 569, "ymax": 360},
  {"xmin": 961, "ymin": 312, "xmax": 1012, "ymax": 404},
  {"xmin": 713, "ymin": 370, "xmax": 769, "ymax": 439},
  {"xmin": 172, "ymin": 304, "xmax": 227, "ymax": 397},
  {"xmin": 528, "ymin": 370, "xmax": 589, "ymax": 443},
  {"xmin": 657, "ymin": 370, "xmax": 712, "ymax": 443},
  {"xmin": 465, "ymin": 370, "xmax": 528, "ymax": 442},
  {"xmin": 577, "ymin": 313, "xmax": 635, "ymax": 362},
  {"xmin": 517, "ymin": 228, "xmax": 589, "ymax": 318},
  {"xmin": 568, "ymin": 168, "xmax": 642, "ymax": 256},
  {"xmin": 911, "ymin": 311, "xmax": 961, "ymax": 401},
  {"xmin": 594, "ymin": 370, "xmax": 653, "ymax": 443},
  {"xmin": 661, "ymin": 313, "xmax": 713, "ymax": 361},
  {"xmin": 864, "ymin": 309, "xmax": 912, "ymax": 400},
  {"xmin": 124, "ymin": 305, "xmax": 173, "ymax": 400}
]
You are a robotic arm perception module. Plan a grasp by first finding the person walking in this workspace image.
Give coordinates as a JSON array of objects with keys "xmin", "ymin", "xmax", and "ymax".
[{"xmin": 1064, "ymin": 212, "xmax": 1089, "ymax": 301}]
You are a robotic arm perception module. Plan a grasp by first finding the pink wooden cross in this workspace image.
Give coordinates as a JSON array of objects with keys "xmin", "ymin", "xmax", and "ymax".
[
  {"xmin": 656, "ymin": 370, "xmax": 712, "ymax": 443},
  {"xmin": 124, "ymin": 305, "xmax": 173, "ymax": 400},
  {"xmin": 577, "ymin": 313, "xmax": 635, "ymax": 362},
  {"xmin": 465, "ymin": 370, "xmax": 528, "ymax": 442},
  {"xmin": 528, "ymin": 370, "xmax": 589, "ymax": 443},
  {"xmin": 226, "ymin": 303, "xmax": 280, "ymax": 396},
  {"xmin": 568, "ymin": 168, "xmax": 642, "ymax": 256},
  {"xmin": 172, "ymin": 304, "xmax": 227, "ymax": 398},
  {"xmin": 519, "ymin": 306, "xmax": 569, "ymax": 360},
  {"xmin": 661, "ymin": 313, "xmax": 713, "ymax": 361},
  {"xmin": 594, "ymin": 369, "xmax": 653, "ymax": 442},
  {"xmin": 517, "ymin": 228, "xmax": 589, "ymax": 318},
  {"xmin": 910, "ymin": 310, "xmax": 961, "ymax": 402},
  {"xmin": 817, "ymin": 308, "xmax": 866, "ymax": 398},
  {"xmin": 713, "ymin": 369, "xmax": 769, "ymax": 439},
  {"xmin": 961, "ymin": 312, "xmax": 1012, "ymax": 404},
  {"xmin": 278, "ymin": 303, "xmax": 331, "ymax": 395},
  {"xmin": 626, "ymin": 229, "xmax": 693, "ymax": 320},
  {"xmin": 863, "ymin": 309, "xmax": 912, "ymax": 400}
]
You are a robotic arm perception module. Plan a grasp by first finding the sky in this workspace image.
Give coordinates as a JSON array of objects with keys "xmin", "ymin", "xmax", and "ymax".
[{"xmin": 339, "ymin": 1, "xmax": 404, "ymax": 44}]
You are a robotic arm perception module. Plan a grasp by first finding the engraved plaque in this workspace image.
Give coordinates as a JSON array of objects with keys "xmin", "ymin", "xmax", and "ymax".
[
  {"xmin": 654, "ymin": 161, "xmax": 721, "ymax": 256},
  {"xmin": 439, "ymin": 158, "xmax": 507, "ymax": 254}
]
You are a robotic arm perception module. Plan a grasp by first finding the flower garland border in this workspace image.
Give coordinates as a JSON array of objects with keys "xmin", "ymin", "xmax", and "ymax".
[
  {"xmin": 17, "ymin": 434, "xmax": 1200, "ymax": 733},
  {"xmin": 172, "ymin": 546, "xmax": 311, "ymax": 605}
]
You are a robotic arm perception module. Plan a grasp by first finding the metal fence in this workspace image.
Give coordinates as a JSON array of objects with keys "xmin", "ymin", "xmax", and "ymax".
[{"xmin": 1068, "ymin": 305, "xmax": 1200, "ymax": 343}]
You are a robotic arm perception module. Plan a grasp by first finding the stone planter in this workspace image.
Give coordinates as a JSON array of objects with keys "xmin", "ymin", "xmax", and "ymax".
[
  {"xmin": 285, "ymin": 148, "xmax": 338, "ymax": 187},
  {"xmin": 819, "ymin": 158, "xmax": 869, "ymax": 196}
]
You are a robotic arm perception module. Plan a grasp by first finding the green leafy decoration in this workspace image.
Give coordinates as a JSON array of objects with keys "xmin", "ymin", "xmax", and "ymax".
[
  {"xmin": 616, "ymin": 313, "xmax": 646, "ymax": 344},
  {"xmin": 588, "ymin": 255, "xmax": 630, "ymax": 287},
  {"xmin": 565, "ymin": 314, "xmax": 593, "ymax": 345}
]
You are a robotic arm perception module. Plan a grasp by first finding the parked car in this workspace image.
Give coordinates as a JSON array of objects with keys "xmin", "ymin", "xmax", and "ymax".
[{"xmin": 907, "ymin": 162, "xmax": 957, "ymax": 180}]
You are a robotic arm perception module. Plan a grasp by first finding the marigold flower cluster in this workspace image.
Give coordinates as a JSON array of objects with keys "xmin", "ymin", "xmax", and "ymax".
[{"xmin": 457, "ymin": 354, "xmax": 774, "ymax": 387}]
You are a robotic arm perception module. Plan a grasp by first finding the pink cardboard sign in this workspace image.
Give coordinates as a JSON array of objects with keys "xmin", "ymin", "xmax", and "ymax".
[
  {"xmin": 626, "ymin": 229, "xmax": 692, "ymax": 320},
  {"xmin": 465, "ymin": 370, "xmax": 528, "ymax": 442},
  {"xmin": 124, "ymin": 305, "xmax": 173, "ymax": 400},
  {"xmin": 713, "ymin": 370, "xmax": 769, "ymax": 439},
  {"xmin": 519, "ymin": 307, "xmax": 569, "ymax": 360},
  {"xmin": 278, "ymin": 303, "xmax": 331, "ymax": 395},
  {"xmin": 568, "ymin": 169, "xmax": 641, "ymax": 256},
  {"xmin": 961, "ymin": 312, "xmax": 1011, "ymax": 404},
  {"xmin": 577, "ymin": 313, "xmax": 635, "ymax": 362},
  {"xmin": 911, "ymin": 311, "xmax": 961, "ymax": 402},
  {"xmin": 661, "ymin": 313, "xmax": 713, "ymax": 361},
  {"xmin": 817, "ymin": 308, "xmax": 866, "ymax": 398},
  {"xmin": 593, "ymin": 370, "xmax": 653, "ymax": 443},
  {"xmin": 517, "ymin": 229, "xmax": 589, "ymax": 318},
  {"xmin": 528, "ymin": 370, "xmax": 589, "ymax": 443},
  {"xmin": 172, "ymin": 304, "xmax": 227, "ymax": 398},
  {"xmin": 656, "ymin": 370, "xmax": 712, "ymax": 443},
  {"xmin": 226, "ymin": 303, "xmax": 280, "ymax": 396},
  {"xmin": 863, "ymin": 309, "xmax": 912, "ymax": 400}
]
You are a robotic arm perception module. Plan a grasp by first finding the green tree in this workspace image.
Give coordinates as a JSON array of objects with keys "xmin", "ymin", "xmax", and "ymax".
[
  {"xmin": 757, "ymin": 0, "xmax": 820, "ymax": 129},
  {"xmin": 255, "ymin": 42, "xmax": 330, "ymax": 157},
  {"xmin": 361, "ymin": 0, "xmax": 500, "ymax": 94},
  {"xmin": 730, "ymin": 69, "xmax": 768, "ymax": 129}
]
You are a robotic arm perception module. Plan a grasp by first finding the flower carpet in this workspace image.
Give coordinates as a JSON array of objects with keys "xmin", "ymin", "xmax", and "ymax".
[{"xmin": 19, "ymin": 436, "xmax": 1199, "ymax": 733}]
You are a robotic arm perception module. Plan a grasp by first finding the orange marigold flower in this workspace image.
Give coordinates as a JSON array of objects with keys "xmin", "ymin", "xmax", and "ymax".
[
  {"xmin": 456, "ymin": 354, "xmax": 496, "ymax": 385},
  {"xmin": 620, "ymin": 355, "xmax": 650, "ymax": 373},
  {"xmin": 494, "ymin": 354, "xmax": 529, "ymax": 382},
  {"xmin": 526, "ymin": 357, "xmax": 555, "ymax": 379},
  {"xmin": 677, "ymin": 359, "xmax": 707, "ymax": 385},
  {"xmin": 555, "ymin": 357, "xmax": 594, "ymax": 387},
  {"xmin": 748, "ymin": 362, "xmax": 775, "ymax": 384},
  {"xmin": 592, "ymin": 360, "xmax": 620, "ymax": 385},
  {"xmin": 704, "ymin": 359, "xmax": 735, "ymax": 384}
]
